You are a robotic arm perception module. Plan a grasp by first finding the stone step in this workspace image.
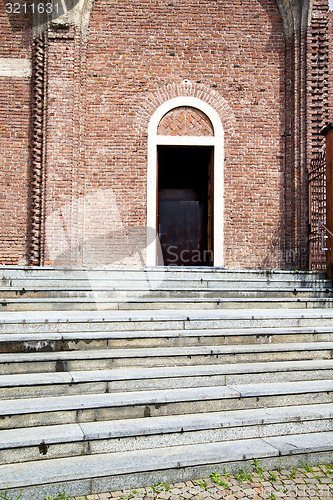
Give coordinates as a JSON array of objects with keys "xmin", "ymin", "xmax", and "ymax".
[
  {"xmin": 2, "ymin": 296, "xmax": 333, "ymax": 311},
  {"xmin": 1, "ymin": 326, "xmax": 333, "ymax": 353},
  {"xmin": 1, "ymin": 287, "xmax": 333, "ymax": 300},
  {"xmin": 0, "ymin": 380, "xmax": 332, "ymax": 430},
  {"xmin": 0, "ymin": 267, "xmax": 332, "ymax": 500},
  {"xmin": 1, "ymin": 308, "xmax": 333, "ymax": 335},
  {"xmin": 0, "ymin": 360, "xmax": 332, "ymax": 399},
  {"xmin": 1, "ymin": 404, "xmax": 332, "ymax": 465},
  {"xmin": 0, "ymin": 342, "xmax": 332, "ymax": 375},
  {"xmin": 1, "ymin": 431, "xmax": 332, "ymax": 500},
  {"xmin": 0, "ymin": 266, "xmax": 328, "ymax": 282},
  {"xmin": 1, "ymin": 278, "xmax": 332, "ymax": 292}
]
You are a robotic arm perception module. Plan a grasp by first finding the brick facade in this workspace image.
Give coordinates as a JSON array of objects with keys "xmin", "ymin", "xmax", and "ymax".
[
  {"xmin": 84, "ymin": 0, "xmax": 285, "ymax": 269},
  {"xmin": 0, "ymin": 0, "xmax": 31, "ymax": 265},
  {"xmin": 0, "ymin": 0, "xmax": 332, "ymax": 269},
  {"xmin": 329, "ymin": 10, "xmax": 333, "ymax": 118}
]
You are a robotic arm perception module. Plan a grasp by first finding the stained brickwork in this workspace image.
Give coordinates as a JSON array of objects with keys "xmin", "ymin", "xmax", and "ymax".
[
  {"xmin": 157, "ymin": 107, "xmax": 214, "ymax": 136},
  {"xmin": 0, "ymin": 3, "xmax": 31, "ymax": 265},
  {"xmin": 328, "ymin": 11, "xmax": 333, "ymax": 117}
]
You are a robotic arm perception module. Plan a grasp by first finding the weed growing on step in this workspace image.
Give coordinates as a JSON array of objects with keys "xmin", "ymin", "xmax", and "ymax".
[
  {"xmin": 150, "ymin": 482, "xmax": 170, "ymax": 494},
  {"xmin": 44, "ymin": 493, "xmax": 79, "ymax": 500},
  {"xmin": 0, "ymin": 491, "xmax": 21, "ymax": 500},
  {"xmin": 0, "ymin": 491, "xmax": 84, "ymax": 500},
  {"xmin": 222, "ymin": 467, "xmax": 231, "ymax": 479},
  {"xmin": 289, "ymin": 466, "xmax": 298, "ymax": 479},
  {"xmin": 269, "ymin": 471, "xmax": 277, "ymax": 482},
  {"xmin": 121, "ymin": 490, "xmax": 138, "ymax": 500},
  {"xmin": 275, "ymin": 460, "xmax": 283, "ymax": 473},
  {"xmin": 251, "ymin": 458, "xmax": 265, "ymax": 481},
  {"xmin": 321, "ymin": 463, "xmax": 333, "ymax": 475},
  {"xmin": 194, "ymin": 479, "xmax": 208, "ymax": 490},
  {"xmin": 210, "ymin": 471, "xmax": 229, "ymax": 488},
  {"xmin": 235, "ymin": 469, "xmax": 253, "ymax": 482},
  {"xmin": 268, "ymin": 494, "xmax": 277, "ymax": 500},
  {"xmin": 300, "ymin": 457, "xmax": 314, "ymax": 474}
]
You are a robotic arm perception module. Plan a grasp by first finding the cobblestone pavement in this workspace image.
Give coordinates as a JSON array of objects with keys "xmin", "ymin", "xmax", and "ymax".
[{"xmin": 75, "ymin": 464, "xmax": 333, "ymax": 500}]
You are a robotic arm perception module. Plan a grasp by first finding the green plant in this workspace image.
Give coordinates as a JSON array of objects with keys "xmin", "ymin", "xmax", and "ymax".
[
  {"xmin": 222, "ymin": 467, "xmax": 231, "ymax": 479},
  {"xmin": 251, "ymin": 458, "xmax": 265, "ymax": 479},
  {"xmin": 268, "ymin": 472, "xmax": 276, "ymax": 482},
  {"xmin": 0, "ymin": 491, "xmax": 22, "ymax": 500},
  {"xmin": 45, "ymin": 493, "xmax": 82, "ymax": 500},
  {"xmin": 323, "ymin": 463, "xmax": 333, "ymax": 473},
  {"xmin": 289, "ymin": 466, "xmax": 298, "ymax": 479},
  {"xmin": 314, "ymin": 474, "xmax": 323, "ymax": 484},
  {"xmin": 121, "ymin": 491, "xmax": 137, "ymax": 500},
  {"xmin": 275, "ymin": 460, "xmax": 282, "ymax": 473},
  {"xmin": 210, "ymin": 471, "xmax": 219, "ymax": 483},
  {"xmin": 194, "ymin": 479, "xmax": 208, "ymax": 490},
  {"xmin": 150, "ymin": 482, "xmax": 170, "ymax": 493},
  {"xmin": 268, "ymin": 494, "xmax": 277, "ymax": 500},
  {"xmin": 251, "ymin": 458, "xmax": 262, "ymax": 472},
  {"xmin": 235, "ymin": 469, "xmax": 253, "ymax": 482},
  {"xmin": 301, "ymin": 458, "xmax": 314, "ymax": 473},
  {"xmin": 210, "ymin": 471, "xmax": 229, "ymax": 488}
]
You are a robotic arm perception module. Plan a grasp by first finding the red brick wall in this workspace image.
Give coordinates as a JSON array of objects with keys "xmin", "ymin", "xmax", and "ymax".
[
  {"xmin": 3, "ymin": 0, "xmax": 331, "ymax": 270},
  {"xmin": 83, "ymin": 0, "xmax": 286, "ymax": 269},
  {"xmin": 328, "ymin": 11, "xmax": 333, "ymax": 118},
  {"xmin": 0, "ymin": 1, "xmax": 31, "ymax": 264}
]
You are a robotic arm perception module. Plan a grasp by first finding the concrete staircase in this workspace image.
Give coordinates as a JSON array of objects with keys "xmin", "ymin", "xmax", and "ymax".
[{"xmin": 0, "ymin": 266, "xmax": 332, "ymax": 499}]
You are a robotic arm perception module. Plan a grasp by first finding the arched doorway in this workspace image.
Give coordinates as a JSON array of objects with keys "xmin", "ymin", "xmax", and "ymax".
[
  {"xmin": 146, "ymin": 96, "xmax": 224, "ymax": 267},
  {"xmin": 157, "ymin": 145, "xmax": 213, "ymax": 266}
]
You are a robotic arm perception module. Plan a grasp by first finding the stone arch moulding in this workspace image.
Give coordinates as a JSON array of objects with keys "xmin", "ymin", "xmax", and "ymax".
[
  {"xmin": 274, "ymin": 0, "xmax": 313, "ymax": 36},
  {"xmin": 146, "ymin": 96, "xmax": 225, "ymax": 268}
]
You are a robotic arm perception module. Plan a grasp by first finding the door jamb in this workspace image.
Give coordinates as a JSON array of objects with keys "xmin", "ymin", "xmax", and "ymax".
[{"xmin": 146, "ymin": 96, "xmax": 224, "ymax": 267}]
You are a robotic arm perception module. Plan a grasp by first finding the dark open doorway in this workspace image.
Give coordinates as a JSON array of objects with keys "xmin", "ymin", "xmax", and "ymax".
[{"xmin": 157, "ymin": 146, "xmax": 214, "ymax": 266}]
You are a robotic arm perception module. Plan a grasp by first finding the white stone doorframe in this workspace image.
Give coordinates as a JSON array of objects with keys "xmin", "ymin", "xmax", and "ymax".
[{"xmin": 146, "ymin": 96, "xmax": 224, "ymax": 267}]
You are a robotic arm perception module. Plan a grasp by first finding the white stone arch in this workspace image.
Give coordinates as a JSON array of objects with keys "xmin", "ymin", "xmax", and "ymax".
[{"xmin": 146, "ymin": 96, "xmax": 224, "ymax": 267}]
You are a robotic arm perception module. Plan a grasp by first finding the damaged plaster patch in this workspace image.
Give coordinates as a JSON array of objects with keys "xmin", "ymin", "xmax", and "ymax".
[{"xmin": 0, "ymin": 58, "xmax": 32, "ymax": 78}]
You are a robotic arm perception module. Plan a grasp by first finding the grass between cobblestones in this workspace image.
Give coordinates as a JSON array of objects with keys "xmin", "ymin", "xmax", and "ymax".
[{"xmin": 0, "ymin": 463, "xmax": 332, "ymax": 500}]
